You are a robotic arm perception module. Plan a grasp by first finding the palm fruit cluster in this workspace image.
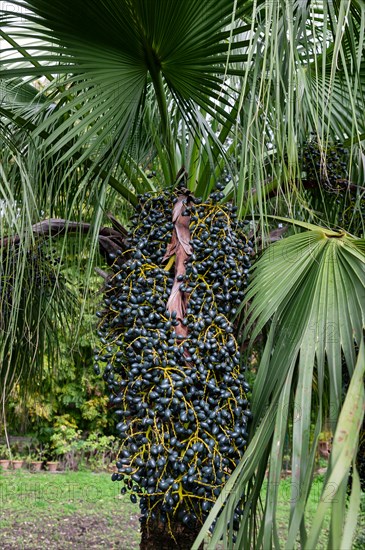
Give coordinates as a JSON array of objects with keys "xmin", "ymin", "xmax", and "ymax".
[
  {"xmin": 300, "ymin": 138, "xmax": 349, "ymax": 192},
  {"xmin": 95, "ymin": 183, "xmax": 252, "ymax": 531}
]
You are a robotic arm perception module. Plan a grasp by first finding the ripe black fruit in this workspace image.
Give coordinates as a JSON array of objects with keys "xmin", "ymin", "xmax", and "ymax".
[{"xmin": 95, "ymin": 185, "xmax": 253, "ymax": 532}]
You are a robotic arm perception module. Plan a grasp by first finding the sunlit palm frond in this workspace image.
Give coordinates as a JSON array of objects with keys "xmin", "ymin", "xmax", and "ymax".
[
  {"xmin": 306, "ymin": 342, "xmax": 364, "ymax": 549},
  {"xmin": 194, "ymin": 226, "xmax": 365, "ymax": 549},
  {"xmin": 0, "ymin": 0, "xmax": 255, "ymax": 186}
]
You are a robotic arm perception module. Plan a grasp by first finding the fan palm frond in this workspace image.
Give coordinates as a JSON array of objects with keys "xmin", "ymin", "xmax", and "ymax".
[{"xmin": 193, "ymin": 226, "xmax": 365, "ymax": 549}]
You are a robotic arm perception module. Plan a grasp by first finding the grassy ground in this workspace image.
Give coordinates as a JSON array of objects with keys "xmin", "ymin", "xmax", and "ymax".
[
  {"xmin": 0, "ymin": 470, "xmax": 140, "ymax": 549},
  {"xmin": 0, "ymin": 469, "xmax": 364, "ymax": 549}
]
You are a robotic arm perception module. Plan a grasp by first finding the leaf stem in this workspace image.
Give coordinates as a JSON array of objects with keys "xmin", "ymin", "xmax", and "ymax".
[{"xmin": 146, "ymin": 49, "xmax": 176, "ymax": 182}]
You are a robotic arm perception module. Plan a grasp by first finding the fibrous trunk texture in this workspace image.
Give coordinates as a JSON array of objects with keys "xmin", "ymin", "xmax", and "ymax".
[{"xmin": 140, "ymin": 518, "xmax": 204, "ymax": 550}]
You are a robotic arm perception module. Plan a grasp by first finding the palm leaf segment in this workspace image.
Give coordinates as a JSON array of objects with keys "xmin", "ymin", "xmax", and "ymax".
[
  {"xmin": 0, "ymin": 0, "xmax": 253, "ymax": 182},
  {"xmin": 2, "ymin": 1, "xmax": 365, "ymax": 203},
  {"xmin": 194, "ymin": 227, "xmax": 365, "ymax": 549}
]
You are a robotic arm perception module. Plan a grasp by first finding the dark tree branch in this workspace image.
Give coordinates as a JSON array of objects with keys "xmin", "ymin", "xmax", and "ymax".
[
  {"xmin": 94, "ymin": 267, "xmax": 110, "ymax": 280},
  {"xmin": 0, "ymin": 218, "xmax": 129, "ymax": 266},
  {"xmin": 106, "ymin": 213, "xmax": 129, "ymax": 238}
]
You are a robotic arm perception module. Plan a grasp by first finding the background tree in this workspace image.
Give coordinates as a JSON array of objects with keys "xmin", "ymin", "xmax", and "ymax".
[{"xmin": 0, "ymin": 1, "xmax": 364, "ymax": 548}]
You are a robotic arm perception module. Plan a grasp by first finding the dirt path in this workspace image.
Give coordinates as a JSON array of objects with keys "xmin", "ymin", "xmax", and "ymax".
[{"xmin": 0, "ymin": 511, "xmax": 140, "ymax": 549}]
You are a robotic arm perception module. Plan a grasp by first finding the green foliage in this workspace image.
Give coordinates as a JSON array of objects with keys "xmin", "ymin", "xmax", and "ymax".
[
  {"xmin": 0, "ymin": 1, "xmax": 365, "ymax": 548},
  {"xmin": 49, "ymin": 417, "xmax": 119, "ymax": 471},
  {"xmin": 353, "ymin": 492, "xmax": 365, "ymax": 550},
  {"xmin": 193, "ymin": 230, "xmax": 365, "ymax": 549},
  {"xmin": 49, "ymin": 415, "xmax": 83, "ymax": 467},
  {"xmin": 0, "ymin": 0, "xmax": 255, "ymax": 193},
  {"xmin": 83, "ymin": 433, "xmax": 120, "ymax": 472},
  {"xmin": 0, "ymin": 444, "xmax": 11, "ymax": 460},
  {"xmin": 299, "ymin": 138, "xmax": 365, "ymax": 234},
  {"xmin": 5, "ymin": 340, "xmax": 110, "ymax": 434},
  {"xmin": 0, "ymin": 239, "xmax": 78, "ymax": 394},
  {"xmin": 2, "ymin": 302, "xmax": 115, "ymax": 469}
]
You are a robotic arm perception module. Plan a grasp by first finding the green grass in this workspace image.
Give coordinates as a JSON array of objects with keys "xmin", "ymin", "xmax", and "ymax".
[
  {"xmin": 0, "ymin": 469, "xmax": 140, "ymax": 549},
  {"xmin": 0, "ymin": 469, "xmax": 363, "ymax": 549},
  {"xmin": 0, "ymin": 470, "xmax": 133, "ymax": 513}
]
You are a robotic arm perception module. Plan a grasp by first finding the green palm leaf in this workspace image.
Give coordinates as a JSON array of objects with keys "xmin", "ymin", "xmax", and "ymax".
[
  {"xmin": 0, "ymin": 0, "xmax": 253, "ymax": 183},
  {"xmin": 0, "ymin": 235, "xmax": 79, "ymax": 397},
  {"xmin": 193, "ymin": 227, "xmax": 365, "ymax": 549},
  {"xmin": 2, "ymin": 0, "xmax": 365, "ymax": 208},
  {"xmin": 306, "ymin": 341, "xmax": 364, "ymax": 549}
]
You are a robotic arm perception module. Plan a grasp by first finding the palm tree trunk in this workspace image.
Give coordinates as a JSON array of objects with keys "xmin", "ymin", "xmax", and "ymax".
[{"xmin": 140, "ymin": 518, "xmax": 204, "ymax": 550}]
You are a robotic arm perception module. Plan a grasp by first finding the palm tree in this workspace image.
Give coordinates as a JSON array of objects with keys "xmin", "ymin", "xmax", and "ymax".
[{"xmin": 0, "ymin": 1, "xmax": 364, "ymax": 548}]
